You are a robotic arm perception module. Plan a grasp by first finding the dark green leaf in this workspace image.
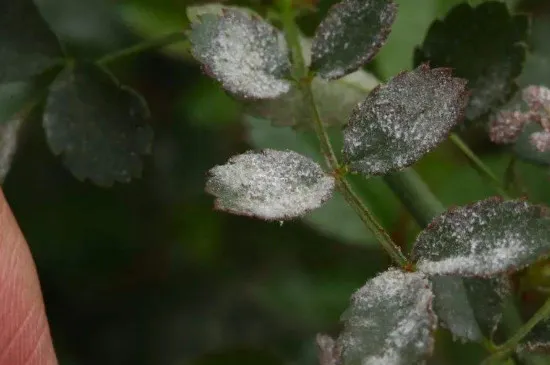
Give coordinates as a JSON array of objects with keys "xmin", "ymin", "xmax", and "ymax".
[
  {"xmin": 0, "ymin": 0, "xmax": 63, "ymax": 83},
  {"xmin": 430, "ymin": 276, "xmax": 509, "ymax": 342},
  {"xmin": 310, "ymin": 0, "xmax": 396, "ymax": 80},
  {"xmin": 521, "ymin": 319, "xmax": 550, "ymax": 353},
  {"xmin": 43, "ymin": 63, "xmax": 153, "ymax": 187},
  {"xmin": 0, "ymin": 118, "xmax": 22, "ymax": 184},
  {"xmin": 412, "ymin": 197, "xmax": 550, "ymax": 277},
  {"xmin": 246, "ymin": 69, "xmax": 378, "ymax": 129},
  {"xmin": 336, "ymin": 269, "xmax": 436, "ymax": 365},
  {"xmin": 414, "ymin": 1, "xmax": 528, "ymax": 121},
  {"xmin": 190, "ymin": 9, "xmax": 291, "ymax": 99},
  {"xmin": 205, "ymin": 149, "xmax": 335, "ymax": 221},
  {"xmin": 343, "ymin": 64, "xmax": 468, "ymax": 175}
]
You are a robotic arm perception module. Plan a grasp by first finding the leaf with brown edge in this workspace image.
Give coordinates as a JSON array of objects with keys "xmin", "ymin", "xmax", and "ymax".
[
  {"xmin": 342, "ymin": 64, "xmax": 469, "ymax": 176},
  {"xmin": 189, "ymin": 9, "xmax": 291, "ymax": 100},
  {"xmin": 310, "ymin": 0, "xmax": 397, "ymax": 80},
  {"xmin": 412, "ymin": 197, "xmax": 550, "ymax": 277},
  {"xmin": 205, "ymin": 149, "xmax": 335, "ymax": 221}
]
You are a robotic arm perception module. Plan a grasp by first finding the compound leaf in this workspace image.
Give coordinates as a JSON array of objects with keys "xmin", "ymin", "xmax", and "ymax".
[
  {"xmin": 205, "ymin": 149, "xmax": 335, "ymax": 221},
  {"xmin": 0, "ymin": 0, "xmax": 63, "ymax": 83},
  {"xmin": 414, "ymin": 1, "xmax": 528, "ymax": 121},
  {"xmin": 412, "ymin": 198, "xmax": 550, "ymax": 277},
  {"xmin": 430, "ymin": 276, "xmax": 509, "ymax": 342},
  {"xmin": 190, "ymin": 9, "xmax": 291, "ymax": 99},
  {"xmin": 343, "ymin": 64, "xmax": 468, "ymax": 175},
  {"xmin": 311, "ymin": 0, "xmax": 396, "ymax": 80},
  {"xmin": 336, "ymin": 269, "xmax": 436, "ymax": 365},
  {"xmin": 246, "ymin": 69, "xmax": 379, "ymax": 129},
  {"xmin": 43, "ymin": 63, "xmax": 153, "ymax": 187}
]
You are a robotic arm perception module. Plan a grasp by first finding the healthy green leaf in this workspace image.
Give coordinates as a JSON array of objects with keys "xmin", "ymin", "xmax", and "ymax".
[
  {"xmin": 0, "ymin": 118, "xmax": 22, "ymax": 184},
  {"xmin": 205, "ymin": 149, "xmax": 335, "ymax": 221},
  {"xmin": 246, "ymin": 69, "xmax": 378, "ymax": 129},
  {"xmin": 189, "ymin": 9, "xmax": 291, "ymax": 99},
  {"xmin": 43, "ymin": 63, "xmax": 153, "ymax": 187},
  {"xmin": 342, "ymin": 64, "xmax": 468, "ymax": 175},
  {"xmin": 430, "ymin": 276, "xmax": 509, "ymax": 342},
  {"xmin": 310, "ymin": 0, "xmax": 397, "ymax": 80},
  {"xmin": 414, "ymin": 1, "xmax": 528, "ymax": 121},
  {"xmin": 0, "ymin": 0, "xmax": 63, "ymax": 83},
  {"xmin": 336, "ymin": 268, "xmax": 436, "ymax": 365},
  {"xmin": 412, "ymin": 197, "xmax": 550, "ymax": 277}
]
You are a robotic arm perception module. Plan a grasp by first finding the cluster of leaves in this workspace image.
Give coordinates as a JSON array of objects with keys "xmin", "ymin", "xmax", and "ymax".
[
  {"xmin": 0, "ymin": 0, "xmax": 154, "ymax": 186},
  {"xmin": 187, "ymin": 0, "xmax": 550, "ymax": 364}
]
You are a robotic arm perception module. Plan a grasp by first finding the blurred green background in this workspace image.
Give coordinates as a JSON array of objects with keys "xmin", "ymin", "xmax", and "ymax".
[{"xmin": 4, "ymin": 0, "xmax": 550, "ymax": 364}]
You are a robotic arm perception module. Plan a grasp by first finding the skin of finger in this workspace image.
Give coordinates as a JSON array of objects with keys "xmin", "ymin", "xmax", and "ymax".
[{"xmin": 0, "ymin": 190, "xmax": 57, "ymax": 365}]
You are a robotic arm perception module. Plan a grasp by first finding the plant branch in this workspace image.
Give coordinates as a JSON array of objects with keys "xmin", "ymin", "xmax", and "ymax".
[
  {"xmin": 278, "ymin": 0, "xmax": 409, "ymax": 268},
  {"xmin": 97, "ymin": 31, "xmax": 189, "ymax": 66},
  {"xmin": 483, "ymin": 297, "xmax": 550, "ymax": 364},
  {"xmin": 449, "ymin": 133, "xmax": 511, "ymax": 199}
]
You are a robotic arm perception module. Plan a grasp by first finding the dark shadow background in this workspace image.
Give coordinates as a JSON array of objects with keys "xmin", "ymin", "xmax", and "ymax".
[{"xmin": 3, "ymin": 0, "xmax": 550, "ymax": 364}]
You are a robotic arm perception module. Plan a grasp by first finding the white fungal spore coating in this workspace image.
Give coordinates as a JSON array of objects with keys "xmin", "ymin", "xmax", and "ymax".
[
  {"xmin": 205, "ymin": 149, "xmax": 335, "ymax": 220},
  {"xmin": 190, "ymin": 10, "xmax": 291, "ymax": 99},
  {"xmin": 343, "ymin": 64, "xmax": 469, "ymax": 175},
  {"xmin": 337, "ymin": 269, "xmax": 436, "ymax": 365},
  {"xmin": 413, "ymin": 198, "xmax": 550, "ymax": 277},
  {"xmin": 311, "ymin": 0, "xmax": 397, "ymax": 80}
]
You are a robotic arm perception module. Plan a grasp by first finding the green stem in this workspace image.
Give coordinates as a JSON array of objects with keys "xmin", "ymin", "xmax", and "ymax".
[
  {"xmin": 483, "ymin": 297, "xmax": 550, "ymax": 364},
  {"xmin": 97, "ymin": 31, "xmax": 189, "ymax": 66},
  {"xmin": 278, "ymin": 0, "xmax": 408, "ymax": 268},
  {"xmin": 449, "ymin": 133, "xmax": 511, "ymax": 199}
]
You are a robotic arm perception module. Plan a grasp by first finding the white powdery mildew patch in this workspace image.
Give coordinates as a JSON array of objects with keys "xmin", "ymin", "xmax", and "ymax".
[
  {"xmin": 310, "ymin": 0, "xmax": 396, "ymax": 80},
  {"xmin": 205, "ymin": 149, "xmax": 335, "ymax": 220},
  {"xmin": 190, "ymin": 10, "xmax": 291, "ymax": 99},
  {"xmin": 343, "ymin": 64, "xmax": 468, "ymax": 175},
  {"xmin": 413, "ymin": 198, "xmax": 550, "ymax": 277},
  {"xmin": 337, "ymin": 269, "xmax": 436, "ymax": 365},
  {"xmin": 0, "ymin": 118, "xmax": 21, "ymax": 184}
]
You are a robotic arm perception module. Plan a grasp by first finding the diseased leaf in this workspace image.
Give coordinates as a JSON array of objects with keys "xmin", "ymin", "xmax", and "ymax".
[
  {"xmin": 186, "ymin": 4, "xmax": 259, "ymax": 24},
  {"xmin": 0, "ymin": 0, "xmax": 63, "ymax": 83},
  {"xmin": 430, "ymin": 276, "xmax": 509, "ymax": 342},
  {"xmin": 205, "ymin": 149, "xmax": 335, "ymax": 221},
  {"xmin": 336, "ymin": 269, "xmax": 436, "ymax": 365},
  {"xmin": 414, "ymin": 1, "xmax": 528, "ymax": 121},
  {"xmin": 244, "ymin": 115, "xmax": 400, "ymax": 246},
  {"xmin": 342, "ymin": 64, "xmax": 468, "ymax": 175},
  {"xmin": 189, "ymin": 9, "xmax": 291, "ymax": 99},
  {"xmin": 521, "ymin": 319, "xmax": 550, "ymax": 353},
  {"xmin": 246, "ymin": 69, "xmax": 378, "ymax": 129},
  {"xmin": 0, "ymin": 118, "xmax": 22, "ymax": 184},
  {"xmin": 412, "ymin": 198, "xmax": 550, "ymax": 277},
  {"xmin": 43, "ymin": 63, "xmax": 153, "ymax": 187},
  {"xmin": 310, "ymin": 0, "xmax": 397, "ymax": 80},
  {"xmin": 515, "ymin": 123, "xmax": 550, "ymax": 166}
]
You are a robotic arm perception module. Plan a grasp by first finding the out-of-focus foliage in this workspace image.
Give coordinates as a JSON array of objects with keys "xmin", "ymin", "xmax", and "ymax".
[{"xmin": 2, "ymin": 0, "xmax": 550, "ymax": 364}]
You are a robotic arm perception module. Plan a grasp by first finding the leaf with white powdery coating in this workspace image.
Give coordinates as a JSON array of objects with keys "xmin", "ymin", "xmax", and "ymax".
[
  {"xmin": 336, "ymin": 269, "xmax": 436, "ymax": 365},
  {"xmin": 430, "ymin": 276, "xmax": 509, "ymax": 342},
  {"xmin": 520, "ymin": 319, "xmax": 550, "ymax": 353},
  {"xmin": 43, "ymin": 63, "xmax": 153, "ymax": 187},
  {"xmin": 311, "ymin": 0, "xmax": 396, "ymax": 80},
  {"xmin": 189, "ymin": 9, "xmax": 291, "ymax": 99},
  {"xmin": 205, "ymin": 149, "xmax": 335, "ymax": 221},
  {"xmin": 412, "ymin": 197, "xmax": 550, "ymax": 277},
  {"xmin": 0, "ymin": 0, "xmax": 63, "ymax": 83},
  {"xmin": 414, "ymin": 1, "xmax": 528, "ymax": 121},
  {"xmin": 343, "ymin": 64, "xmax": 469, "ymax": 175}
]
